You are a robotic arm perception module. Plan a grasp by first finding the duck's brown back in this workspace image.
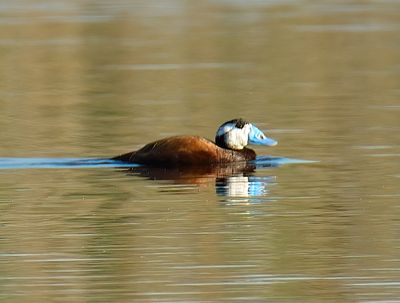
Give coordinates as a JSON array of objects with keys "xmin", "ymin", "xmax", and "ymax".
[{"xmin": 113, "ymin": 135, "xmax": 256, "ymax": 166}]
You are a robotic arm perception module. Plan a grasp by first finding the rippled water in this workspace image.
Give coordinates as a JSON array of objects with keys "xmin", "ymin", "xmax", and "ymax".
[{"xmin": 1, "ymin": 0, "xmax": 400, "ymax": 302}]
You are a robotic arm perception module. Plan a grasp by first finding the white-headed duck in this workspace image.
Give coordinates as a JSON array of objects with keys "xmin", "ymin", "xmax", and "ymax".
[{"xmin": 113, "ymin": 118, "xmax": 277, "ymax": 166}]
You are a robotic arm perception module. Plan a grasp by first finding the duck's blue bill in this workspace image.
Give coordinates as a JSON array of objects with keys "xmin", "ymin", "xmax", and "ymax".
[{"xmin": 249, "ymin": 125, "xmax": 278, "ymax": 146}]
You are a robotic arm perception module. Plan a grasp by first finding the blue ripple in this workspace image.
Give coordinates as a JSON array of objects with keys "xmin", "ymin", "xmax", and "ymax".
[
  {"xmin": 0, "ymin": 156, "xmax": 315, "ymax": 169},
  {"xmin": 0, "ymin": 158, "xmax": 139, "ymax": 169},
  {"xmin": 253, "ymin": 156, "xmax": 316, "ymax": 168}
]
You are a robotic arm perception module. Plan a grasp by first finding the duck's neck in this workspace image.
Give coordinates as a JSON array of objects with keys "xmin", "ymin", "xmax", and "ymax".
[
  {"xmin": 236, "ymin": 147, "xmax": 256, "ymax": 161},
  {"xmin": 216, "ymin": 145, "xmax": 256, "ymax": 162}
]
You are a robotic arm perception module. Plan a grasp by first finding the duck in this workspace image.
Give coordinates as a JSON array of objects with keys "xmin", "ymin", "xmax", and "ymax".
[{"xmin": 112, "ymin": 118, "xmax": 277, "ymax": 167}]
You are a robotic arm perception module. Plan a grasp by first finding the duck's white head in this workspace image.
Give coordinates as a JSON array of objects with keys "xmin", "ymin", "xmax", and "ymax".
[{"xmin": 215, "ymin": 118, "xmax": 277, "ymax": 150}]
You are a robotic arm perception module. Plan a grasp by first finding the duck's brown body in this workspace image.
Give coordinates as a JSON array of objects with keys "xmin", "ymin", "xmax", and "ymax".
[{"xmin": 112, "ymin": 135, "xmax": 256, "ymax": 167}]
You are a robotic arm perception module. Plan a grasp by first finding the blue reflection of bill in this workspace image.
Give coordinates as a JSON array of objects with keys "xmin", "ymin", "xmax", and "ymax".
[
  {"xmin": 216, "ymin": 156, "xmax": 314, "ymax": 203},
  {"xmin": 216, "ymin": 175, "xmax": 276, "ymax": 202}
]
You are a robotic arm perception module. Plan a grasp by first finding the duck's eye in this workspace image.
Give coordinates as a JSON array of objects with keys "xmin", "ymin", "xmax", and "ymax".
[{"xmin": 258, "ymin": 133, "xmax": 265, "ymax": 139}]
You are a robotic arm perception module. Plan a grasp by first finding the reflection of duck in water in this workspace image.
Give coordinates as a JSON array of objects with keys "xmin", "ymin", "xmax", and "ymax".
[
  {"xmin": 113, "ymin": 118, "xmax": 277, "ymax": 166},
  {"xmin": 127, "ymin": 160, "xmax": 275, "ymax": 200},
  {"xmin": 128, "ymin": 161, "xmax": 257, "ymax": 185}
]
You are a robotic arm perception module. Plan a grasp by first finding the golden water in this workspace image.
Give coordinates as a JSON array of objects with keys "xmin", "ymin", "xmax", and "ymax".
[{"xmin": 1, "ymin": 1, "xmax": 400, "ymax": 302}]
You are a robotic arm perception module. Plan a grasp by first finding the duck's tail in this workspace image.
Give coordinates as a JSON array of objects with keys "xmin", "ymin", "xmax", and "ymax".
[{"xmin": 111, "ymin": 151, "xmax": 136, "ymax": 163}]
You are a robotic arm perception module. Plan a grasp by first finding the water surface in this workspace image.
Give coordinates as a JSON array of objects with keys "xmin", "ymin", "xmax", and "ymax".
[{"xmin": 1, "ymin": 0, "xmax": 400, "ymax": 302}]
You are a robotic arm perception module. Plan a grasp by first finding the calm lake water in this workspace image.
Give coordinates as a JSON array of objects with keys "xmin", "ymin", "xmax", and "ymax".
[{"xmin": 1, "ymin": 0, "xmax": 400, "ymax": 302}]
